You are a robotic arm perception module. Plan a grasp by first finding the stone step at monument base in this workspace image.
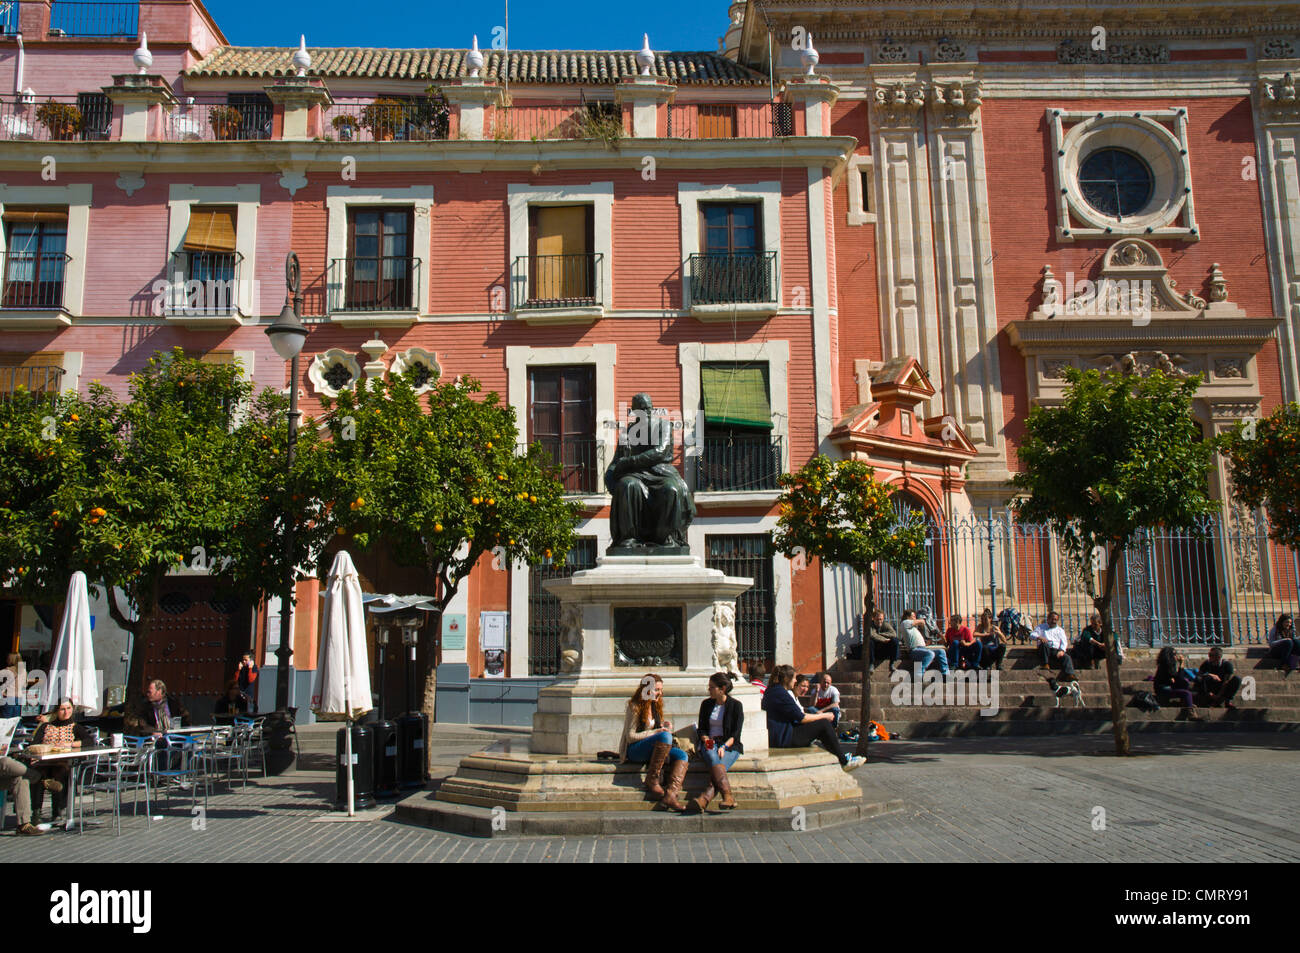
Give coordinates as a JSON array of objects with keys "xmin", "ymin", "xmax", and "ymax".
[
  {"xmin": 397, "ymin": 791, "xmax": 901, "ymax": 837},
  {"xmin": 428, "ymin": 741, "xmax": 863, "ymax": 815},
  {"xmin": 884, "ymin": 718, "xmax": 1300, "ymax": 738}
]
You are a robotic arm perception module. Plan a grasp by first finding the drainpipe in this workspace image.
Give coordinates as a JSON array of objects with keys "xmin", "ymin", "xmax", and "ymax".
[{"xmin": 15, "ymin": 32, "xmax": 24, "ymax": 96}]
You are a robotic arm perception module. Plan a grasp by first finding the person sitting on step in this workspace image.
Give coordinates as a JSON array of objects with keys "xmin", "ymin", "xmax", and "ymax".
[
  {"xmin": 1032, "ymin": 611, "xmax": 1076, "ymax": 680},
  {"xmin": 864, "ymin": 606, "xmax": 901, "ymax": 674},
  {"xmin": 762, "ymin": 665, "xmax": 865, "ymax": 772},
  {"xmin": 974, "ymin": 608, "xmax": 1007, "ymax": 671},
  {"xmin": 1072, "ymin": 612, "xmax": 1120, "ymax": 670},
  {"xmin": 619, "ymin": 673, "xmax": 689, "ymax": 811},
  {"xmin": 945, "ymin": 614, "xmax": 983, "ymax": 672},
  {"xmin": 805, "ymin": 673, "xmax": 843, "ymax": 728},
  {"xmin": 901, "ymin": 609, "xmax": 948, "ymax": 677},
  {"xmin": 1268, "ymin": 614, "xmax": 1300, "ymax": 676},
  {"xmin": 1154, "ymin": 646, "xmax": 1203, "ymax": 721},
  {"xmin": 688, "ymin": 672, "xmax": 743, "ymax": 814},
  {"xmin": 1196, "ymin": 646, "xmax": 1243, "ymax": 711}
]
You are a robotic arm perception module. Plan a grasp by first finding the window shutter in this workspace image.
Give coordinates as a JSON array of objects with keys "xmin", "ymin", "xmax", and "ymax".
[
  {"xmin": 1, "ymin": 208, "xmax": 68, "ymax": 224},
  {"xmin": 183, "ymin": 206, "xmax": 238, "ymax": 254},
  {"xmin": 701, "ymin": 364, "xmax": 773, "ymax": 429}
]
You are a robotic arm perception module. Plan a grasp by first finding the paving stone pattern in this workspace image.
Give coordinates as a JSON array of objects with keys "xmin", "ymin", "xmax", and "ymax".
[{"xmin": 2, "ymin": 731, "xmax": 1297, "ymax": 863}]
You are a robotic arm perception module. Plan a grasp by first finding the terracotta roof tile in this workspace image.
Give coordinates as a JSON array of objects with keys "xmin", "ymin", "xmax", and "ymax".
[{"xmin": 185, "ymin": 47, "xmax": 768, "ymax": 86}]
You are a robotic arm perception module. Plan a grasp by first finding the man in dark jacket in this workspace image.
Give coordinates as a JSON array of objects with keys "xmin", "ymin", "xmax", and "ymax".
[
  {"xmin": 124, "ymin": 679, "xmax": 191, "ymax": 738},
  {"xmin": 859, "ymin": 606, "xmax": 901, "ymax": 673},
  {"xmin": 1197, "ymin": 647, "xmax": 1243, "ymax": 710}
]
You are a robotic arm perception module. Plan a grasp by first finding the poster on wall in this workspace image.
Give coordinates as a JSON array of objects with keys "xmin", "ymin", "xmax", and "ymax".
[
  {"xmin": 484, "ymin": 649, "xmax": 506, "ymax": 678},
  {"xmin": 481, "ymin": 612, "xmax": 508, "ymax": 651},
  {"xmin": 442, "ymin": 613, "xmax": 467, "ymax": 651}
]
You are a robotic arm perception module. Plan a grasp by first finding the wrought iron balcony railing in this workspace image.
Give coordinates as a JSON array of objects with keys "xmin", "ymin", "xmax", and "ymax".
[
  {"xmin": 512, "ymin": 253, "xmax": 602, "ymax": 309},
  {"xmin": 0, "ymin": 96, "xmax": 111, "ymax": 141},
  {"xmin": 0, "ymin": 365, "xmax": 65, "ymax": 400},
  {"xmin": 1, "ymin": 252, "xmax": 71, "ymax": 309},
  {"xmin": 165, "ymin": 251, "xmax": 244, "ymax": 315},
  {"xmin": 688, "ymin": 251, "xmax": 778, "ymax": 306},
  {"xmin": 698, "ymin": 434, "xmax": 783, "ymax": 492},
  {"xmin": 322, "ymin": 97, "xmax": 450, "ymax": 142},
  {"xmin": 519, "ymin": 438, "xmax": 605, "ymax": 494},
  {"xmin": 328, "ymin": 256, "xmax": 420, "ymax": 312},
  {"xmin": 165, "ymin": 101, "xmax": 273, "ymax": 142},
  {"xmin": 49, "ymin": 1, "xmax": 138, "ymax": 37}
]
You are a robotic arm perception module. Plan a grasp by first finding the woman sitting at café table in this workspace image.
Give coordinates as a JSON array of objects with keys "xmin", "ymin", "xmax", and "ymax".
[
  {"xmin": 213, "ymin": 679, "xmax": 250, "ymax": 717},
  {"xmin": 27, "ymin": 697, "xmax": 95, "ymax": 824}
]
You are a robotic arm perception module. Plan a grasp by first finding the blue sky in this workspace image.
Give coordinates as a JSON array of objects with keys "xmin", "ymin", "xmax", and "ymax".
[{"xmin": 203, "ymin": 0, "xmax": 736, "ymax": 52}]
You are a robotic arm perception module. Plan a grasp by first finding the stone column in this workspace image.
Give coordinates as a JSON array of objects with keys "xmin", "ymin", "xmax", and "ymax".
[
  {"xmin": 785, "ymin": 76, "xmax": 839, "ymax": 137},
  {"xmin": 1255, "ymin": 67, "xmax": 1300, "ymax": 400},
  {"xmin": 439, "ymin": 78, "xmax": 503, "ymax": 140},
  {"xmin": 926, "ymin": 75, "xmax": 1009, "ymax": 487},
  {"xmin": 102, "ymin": 74, "xmax": 177, "ymax": 142},
  {"xmin": 614, "ymin": 76, "xmax": 674, "ymax": 138},
  {"xmin": 265, "ymin": 80, "xmax": 333, "ymax": 141}
]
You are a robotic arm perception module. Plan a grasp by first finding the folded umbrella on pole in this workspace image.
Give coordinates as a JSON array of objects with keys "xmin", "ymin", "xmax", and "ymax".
[
  {"xmin": 311, "ymin": 551, "xmax": 373, "ymax": 815},
  {"xmin": 42, "ymin": 571, "xmax": 100, "ymax": 715}
]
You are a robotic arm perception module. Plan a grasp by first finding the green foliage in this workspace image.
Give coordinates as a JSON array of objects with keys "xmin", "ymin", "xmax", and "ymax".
[
  {"xmin": 319, "ymin": 368, "xmax": 579, "ymax": 606},
  {"xmin": 771, "ymin": 455, "xmax": 927, "ymax": 577},
  {"xmin": 1219, "ymin": 402, "xmax": 1300, "ymax": 550},
  {"xmin": 1012, "ymin": 368, "xmax": 1217, "ymax": 579}
]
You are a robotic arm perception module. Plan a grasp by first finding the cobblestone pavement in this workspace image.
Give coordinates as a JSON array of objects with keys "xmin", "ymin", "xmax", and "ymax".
[{"xmin": 3, "ymin": 732, "xmax": 1297, "ymax": 863}]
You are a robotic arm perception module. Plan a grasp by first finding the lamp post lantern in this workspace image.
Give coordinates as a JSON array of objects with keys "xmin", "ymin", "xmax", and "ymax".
[{"xmin": 265, "ymin": 252, "xmax": 307, "ymax": 713}]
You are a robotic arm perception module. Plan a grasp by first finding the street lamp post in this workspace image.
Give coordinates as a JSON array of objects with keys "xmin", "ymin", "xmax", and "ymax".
[{"xmin": 265, "ymin": 252, "xmax": 308, "ymax": 714}]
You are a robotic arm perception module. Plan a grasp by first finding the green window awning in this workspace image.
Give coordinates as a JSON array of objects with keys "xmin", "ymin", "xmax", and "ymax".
[{"xmin": 701, "ymin": 364, "xmax": 772, "ymax": 429}]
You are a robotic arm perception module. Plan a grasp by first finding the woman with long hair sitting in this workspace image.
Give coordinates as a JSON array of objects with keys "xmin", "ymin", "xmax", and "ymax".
[
  {"xmin": 1268, "ymin": 614, "xmax": 1300, "ymax": 675},
  {"xmin": 762, "ymin": 665, "xmax": 865, "ymax": 771},
  {"xmin": 1153, "ymin": 646, "xmax": 1203, "ymax": 721},
  {"xmin": 688, "ymin": 672, "xmax": 743, "ymax": 813},
  {"xmin": 619, "ymin": 673, "xmax": 689, "ymax": 811}
]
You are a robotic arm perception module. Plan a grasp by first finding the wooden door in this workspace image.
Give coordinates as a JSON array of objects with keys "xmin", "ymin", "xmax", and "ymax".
[{"xmin": 144, "ymin": 581, "xmax": 250, "ymax": 705}]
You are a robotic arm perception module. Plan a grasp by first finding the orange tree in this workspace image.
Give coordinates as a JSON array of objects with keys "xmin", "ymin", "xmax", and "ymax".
[
  {"xmin": 1013, "ymin": 367, "xmax": 1217, "ymax": 756},
  {"xmin": 770, "ymin": 455, "xmax": 927, "ymax": 756},
  {"xmin": 319, "ymin": 369, "xmax": 578, "ymax": 712},
  {"xmin": 1219, "ymin": 402, "xmax": 1300, "ymax": 548}
]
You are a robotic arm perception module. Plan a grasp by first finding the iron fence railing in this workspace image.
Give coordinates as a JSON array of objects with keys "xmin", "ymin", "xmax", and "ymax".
[
  {"xmin": 164, "ymin": 251, "xmax": 244, "ymax": 316},
  {"xmin": 0, "ymin": 96, "xmax": 109, "ymax": 141},
  {"xmin": 1, "ymin": 252, "xmax": 71, "ymax": 309},
  {"xmin": 512, "ymin": 253, "xmax": 602, "ymax": 309},
  {"xmin": 666, "ymin": 101, "xmax": 794, "ymax": 139},
  {"xmin": 824, "ymin": 507, "xmax": 1300, "ymax": 651},
  {"xmin": 50, "ymin": 1, "xmax": 138, "ymax": 37},
  {"xmin": 328, "ymin": 256, "xmax": 420, "ymax": 312},
  {"xmin": 698, "ymin": 434, "xmax": 783, "ymax": 492},
  {"xmin": 528, "ymin": 538, "xmax": 598, "ymax": 675},
  {"xmin": 688, "ymin": 251, "xmax": 778, "ymax": 305},
  {"xmin": 0, "ymin": 365, "xmax": 64, "ymax": 398},
  {"xmin": 518, "ymin": 438, "xmax": 605, "ymax": 495},
  {"xmin": 321, "ymin": 97, "xmax": 450, "ymax": 142},
  {"xmin": 165, "ymin": 101, "xmax": 273, "ymax": 141}
]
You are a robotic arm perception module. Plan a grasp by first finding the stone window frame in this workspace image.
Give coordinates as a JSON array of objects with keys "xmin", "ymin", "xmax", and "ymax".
[
  {"xmin": 308, "ymin": 348, "xmax": 362, "ymax": 398},
  {"xmin": 677, "ymin": 181, "xmax": 783, "ymax": 313},
  {"xmin": 325, "ymin": 185, "xmax": 434, "ymax": 322},
  {"xmin": 506, "ymin": 182, "xmax": 614, "ymax": 316},
  {"xmin": 1048, "ymin": 108, "xmax": 1198, "ymax": 243},
  {"xmin": 166, "ymin": 184, "xmax": 260, "ymax": 317},
  {"xmin": 0, "ymin": 183, "xmax": 92, "ymax": 318},
  {"xmin": 846, "ymin": 153, "xmax": 876, "ymax": 226}
]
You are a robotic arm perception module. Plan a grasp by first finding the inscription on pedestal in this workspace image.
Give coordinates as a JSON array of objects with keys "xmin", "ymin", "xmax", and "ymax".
[{"xmin": 613, "ymin": 606, "xmax": 683, "ymax": 667}]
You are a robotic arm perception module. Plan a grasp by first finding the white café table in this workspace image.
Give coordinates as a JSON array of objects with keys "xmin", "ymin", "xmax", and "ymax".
[{"xmin": 25, "ymin": 747, "xmax": 125, "ymax": 833}]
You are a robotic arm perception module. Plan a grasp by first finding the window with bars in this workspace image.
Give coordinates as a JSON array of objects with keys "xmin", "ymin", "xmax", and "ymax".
[
  {"xmin": 0, "ymin": 352, "xmax": 64, "ymax": 400},
  {"xmin": 704, "ymin": 534, "xmax": 776, "ymax": 668},
  {"xmin": 528, "ymin": 538, "xmax": 598, "ymax": 675},
  {"xmin": 528, "ymin": 365, "xmax": 597, "ymax": 493},
  {"xmin": 226, "ymin": 93, "xmax": 273, "ymax": 140},
  {"xmin": 2, "ymin": 209, "xmax": 68, "ymax": 310}
]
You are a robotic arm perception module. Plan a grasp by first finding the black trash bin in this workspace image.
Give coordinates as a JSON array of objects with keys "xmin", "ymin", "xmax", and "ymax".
[
  {"xmin": 371, "ymin": 719, "xmax": 399, "ymax": 798},
  {"xmin": 335, "ymin": 724, "xmax": 375, "ymax": 810},
  {"xmin": 396, "ymin": 713, "xmax": 428, "ymax": 788}
]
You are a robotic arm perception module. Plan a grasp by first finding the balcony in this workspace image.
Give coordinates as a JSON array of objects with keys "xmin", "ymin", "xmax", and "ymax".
[
  {"xmin": 165, "ymin": 100, "xmax": 273, "ymax": 142},
  {"xmin": 492, "ymin": 103, "xmax": 627, "ymax": 142},
  {"xmin": 0, "ymin": 251, "xmax": 72, "ymax": 329},
  {"xmin": 520, "ymin": 438, "xmax": 605, "ymax": 496},
  {"xmin": 511, "ymin": 253, "xmax": 604, "ymax": 324},
  {"xmin": 0, "ymin": 365, "xmax": 65, "ymax": 400},
  {"xmin": 328, "ymin": 256, "xmax": 421, "ymax": 327},
  {"xmin": 666, "ymin": 102, "xmax": 794, "ymax": 139},
  {"xmin": 1, "ymin": 3, "xmax": 16, "ymax": 34},
  {"xmin": 697, "ymin": 434, "xmax": 783, "ymax": 493},
  {"xmin": 162, "ymin": 251, "xmax": 245, "ymax": 326},
  {"xmin": 0, "ymin": 96, "xmax": 112, "ymax": 142},
  {"xmin": 687, "ymin": 251, "xmax": 779, "ymax": 319},
  {"xmin": 321, "ymin": 97, "xmax": 449, "ymax": 142},
  {"xmin": 49, "ymin": 1, "xmax": 138, "ymax": 37}
]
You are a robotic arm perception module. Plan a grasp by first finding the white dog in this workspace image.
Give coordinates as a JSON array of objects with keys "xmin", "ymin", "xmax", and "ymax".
[{"xmin": 1045, "ymin": 675, "xmax": 1085, "ymax": 708}]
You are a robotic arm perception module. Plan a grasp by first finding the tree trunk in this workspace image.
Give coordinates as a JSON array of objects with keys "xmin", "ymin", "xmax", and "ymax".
[
  {"xmin": 105, "ymin": 583, "xmax": 147, "ymax": 694},
  {"xmin": 1097, "ymin": 543, "xmax": 1131, "ymax": 757},
  {"xmin": 856, "ymin": 568, "xmax": 874, "ymax": 757}
]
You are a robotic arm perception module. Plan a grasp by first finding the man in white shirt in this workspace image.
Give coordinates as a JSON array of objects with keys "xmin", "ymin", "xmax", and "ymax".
[
  {"xmin": 1033, "ymin": 611, "xmax": 1076, "ymax": 679},
  {"xmin": 805, "ymin": 673, "xmax": 842, "ymax": 728},
  {"xmin": 901, "ymin": 609, "xmax": 949, "ymax": 676}
]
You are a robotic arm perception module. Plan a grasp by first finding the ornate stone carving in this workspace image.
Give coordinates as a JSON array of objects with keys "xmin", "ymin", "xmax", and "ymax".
[
  {"xmin": 1057, "ymin": 41, "xmax": 1169, "ymax": 65},
  {"xmin": 934, "ymin": 40, "xmax": 967, "ymax": 62},
  {"xmin": 1214, "ymin": 358, "xmax": 1245, "ymax": 379},
  {"xmin": 558, "ymin": 603, "xmax": 583, "ymax": 674},
  {"xmin": 1262, "ymin": 38, "xmax": 1297, "ymax": 59},
  {"xmin": 872, "ymin": 82, "xmax": 927, "ymax": 126},
  {"xmin": 115, "ymin": 172, "xmax": 146, "ymax": 196},
  {"xmin": 389, "ymin": 347, "xmax": 440, "ymax": 393},
  {"xmin": 928, "ymin": 81, "xmax": 982, "ymax": 126},
  {"xmin": 1090, "ymin": 351, "xmax": 1194, "ymax": 378},
  {"xmin": 1209, "ymin": 402, "xmax": 1261, "ymax": 418},
  {"xmin": 1208, "ymin": 263, "xmax": 1228, "ymax": 303},
  {"xmin": 876, "ymin": 42, "xmax": 909, "ymax": 63},
  {"xmin": 308, "ymin": 349, "xmax": 362, "ymax": 398},
  {"xmin": 1042, "ymin": 358, "xmax": 1072, "ymax": 380},
  {"xmin": 1259, "ymin": 73, "xmax": 1300, "ymax": 121},
  {"xmin": 1228, "ymin": 500, "xmax": 1264, "ymax": 594},
  {"xmin": 1113, "ymin": 241, "xmax": 1158, "ymax": 267},
  {"xmin": 710, "ymin": 601, "xmax": 741, "ymax": 677},
  {"xmin": 1058, "ymin": 539, "xmax": 1093, "ymax": 595}
]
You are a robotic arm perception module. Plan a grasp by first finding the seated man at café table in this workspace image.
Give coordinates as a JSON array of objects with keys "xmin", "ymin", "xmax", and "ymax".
[
  {"xmin": 27, "ymin": 698, "xmax": 94, "ymax": 825},
  {"xmin": 213, "ymin": 679, "xmax": 250, "ymax": 718},
  {"xmin": 0, "ymin": 748, "xmax": 64, "ymax": 836},
  {"xmin": 124, "ymin": 678, "xmax": 191, "ymax": 738}
]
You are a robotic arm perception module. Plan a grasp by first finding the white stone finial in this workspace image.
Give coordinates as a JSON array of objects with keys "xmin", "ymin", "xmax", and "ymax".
[
  {"xmin": 293, "ymin": 35, "xmax": 312, "ymax": 77},
  {"xmin": 133, "ymin": 32, "xmax": 153, "ymax": 75},
  {"xmin": 467, "ymin": 35, "xmax": 485, "ymax": 78},
  {"xmin": 801, "ymin": 32, "xmax": 819, "ymax": 77},
  {"xmin": 637, "ymin": 34, "xmax": 655, "ymax": 77}
]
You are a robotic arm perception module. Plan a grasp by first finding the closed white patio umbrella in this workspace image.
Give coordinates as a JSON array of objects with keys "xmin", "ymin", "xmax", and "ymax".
[
  {"xmin": 42, "ymin": 571, "xmax": 100, "ymax": 715},
  {"xmin": 311, "ymin": 551, "xmax": 372, "ymax": 815}
]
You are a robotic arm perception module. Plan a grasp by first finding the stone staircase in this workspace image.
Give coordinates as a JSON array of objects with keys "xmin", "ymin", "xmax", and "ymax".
[{"xmin": 825, "ymin": 646, "xmax": 1300, "ymax": 738}]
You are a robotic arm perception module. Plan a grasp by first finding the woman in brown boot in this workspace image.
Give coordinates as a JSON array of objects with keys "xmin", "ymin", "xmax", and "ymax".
[
  {"xmin": 687, "ymin": 672, "xmax": 744, "ymax": 813},
  {"xmin": 619, "ymin": 673, "xmax": 689, "ymax": 809}
]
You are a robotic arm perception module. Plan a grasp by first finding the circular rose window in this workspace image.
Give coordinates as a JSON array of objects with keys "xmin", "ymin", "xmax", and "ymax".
[{"xmin": 1078, "ymin": 148, "xmax": 1154, "ymax": 220}]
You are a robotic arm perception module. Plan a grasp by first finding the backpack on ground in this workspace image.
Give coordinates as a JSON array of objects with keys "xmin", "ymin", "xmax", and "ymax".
[{"xmin": 1131, "ymin": 690, "xmax": 1161, "ymax": 713}]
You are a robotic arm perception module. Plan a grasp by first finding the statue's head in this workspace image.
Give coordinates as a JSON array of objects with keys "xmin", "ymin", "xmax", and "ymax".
[{"xmin": 631, "ymin": 392, "xmax": 654, "ymax": 413}]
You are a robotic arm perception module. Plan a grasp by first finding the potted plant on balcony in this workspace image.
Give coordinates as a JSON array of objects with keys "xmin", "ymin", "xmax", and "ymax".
[
  {"xmin": 35, "ymin": 100, "xmax": 83, "ymax": 141},
  {"xmin": 331, "ymin": 114, "xmax": 359, "ymax": 141},
  {"xmin": 359, "ymin": 98, "xmax": 405, "ymax": 141},
  {"xmin": 208, "ymin": 105, "xmax": 243, "ymax": 140}
]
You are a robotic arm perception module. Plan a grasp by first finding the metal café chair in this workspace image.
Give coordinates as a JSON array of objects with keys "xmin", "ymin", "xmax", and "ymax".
[{"xmin": 147, "ymin": 734, "xmax": 208, "ymax": 818}]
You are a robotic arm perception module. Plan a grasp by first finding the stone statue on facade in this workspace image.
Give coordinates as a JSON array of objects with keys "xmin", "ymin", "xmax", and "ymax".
[
  {"xmin": 711, "ymin": 601, "xmax": 741, "ymax": 677},
  {"xmin": 605, "ymin": 392, "xmax": 695, "ymax": 553}
]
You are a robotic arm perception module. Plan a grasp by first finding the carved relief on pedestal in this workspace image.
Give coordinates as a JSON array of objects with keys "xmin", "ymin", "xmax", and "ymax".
[
  {"xmin": 873, "ymin": 81, "xmax": 927, "ymax": 127},
  {"xmin": 928, "ymin": 81, "xmax": 982, "ymax": 127},
  {"xmin": 1259, "ymin": 73, "xmax": 1300, "ymax": 122},
  {"xmin": 710, "ymin": 601, "xmax": 741, "ymax": 677},
  {"xmin": 558, "ymin": 603, "xmax": 584, "ymax": 674}
]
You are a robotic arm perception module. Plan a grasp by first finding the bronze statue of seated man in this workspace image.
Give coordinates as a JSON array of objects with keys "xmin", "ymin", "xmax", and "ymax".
[{"xmin": 605, "ymin": 393, "xmax": 696, "ymax": 551}]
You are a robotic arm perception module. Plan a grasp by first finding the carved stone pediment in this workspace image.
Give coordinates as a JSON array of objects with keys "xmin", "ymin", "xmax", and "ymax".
[
  {"xmin": 1260, "ymin": 72, "xmax": 1300, "ymax": 122},
  {"xmin": 1057, "ymin": 40, "xmax": 1170, "ymax": 65},
  {"xmin": 872, "ymin": 81, "xmax": 927, "ymax": 126}
]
